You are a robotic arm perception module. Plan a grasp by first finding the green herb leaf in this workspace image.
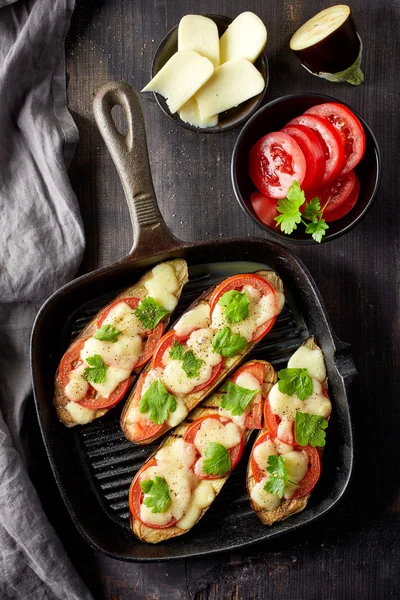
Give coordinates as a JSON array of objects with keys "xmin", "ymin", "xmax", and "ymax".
[
  {"xmin": 264, "ymin": 454, "xmax": 290, "ymax": 498},
  {"xmin": 169, "ymin": 340, "xmax": 186, "ymax": 361},
  {"xmin": 140, "ymin": 476, "xmax": 171, "ymax": 513},
  {"xmin": 182, "ymin": 350, "xmax": 203, "ymax": 379},
  {"xmin": 212, "ymin": 327, "xmax": 248, "ymax": 358},
  {"xmin": 135, "ymin": 297, "xmax": 169, "ymax": 329},
  {"xmin": 202, "ymin": 442, "xmax": 231, "ymax": 477},
  {"xmin": 302, "ymin": 197, "xmax": 321, "ymax": 220},
  {"xmin": 139, "ymin": 379, "xmax": 177, "ymax": 425},
  {"xmin": 218, "ymin": 290, "xmax": 250, "ymax": 324},
  {"xmin": 220, "ymin": 381, "xmax": 258, "ymax": 416},
  {"xmin": 278, "ymin": 368, "xmax": 313, "ymax": 401},
  {"xmin": 305, "ymin": 219, "xmax": 329, "ymax": 244},
  {"xmin": 274, "ymin": 180, "xmax": 305, "ymax": 234},
  {"xmin": 83, "ymin": 354, "xmax": 107, "ymax": 384},
  {"xmin": 295, "ymin": 412, "xmax": 328, "ymax": 447},
  {"xmin": 93, "ymin": 324, "xmax": 122, "ymax": 343}
]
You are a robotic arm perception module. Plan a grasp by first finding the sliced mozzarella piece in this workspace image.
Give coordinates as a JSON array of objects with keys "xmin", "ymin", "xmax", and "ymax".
[
  {"xmin": 166, "ymin": 396, "xmax": 189, "ymax": 427},
  {"xmin": 81, "ymin": 335, "xmax": 142, "ymax": 371},
  {"xmin": 195, "ymin": 58, "xmax": 264, "ymax": 120},
  {"xmin": 156, "ymin": 438, "xmax": 197, "ymax": 470},
  {"xmin": 251, "ymin": 478, "xmax": 281, "ymax": 511},
  {"xmin": 178, "ymin": 15, "xmax": 220, "ymax": 67},
  {"xmin": 64, "ymin": 401, "xmax": 96, "ymax": 424},
  {"xmin": 179, "ymin": 98, "xmax": 218, "ymax": 129},
  {"xmin": 185, "ymin": 328, "xmax": 220, "ymax": 364},
  {"xmin": 161, "ymin": 358, "xmax": 213, "ymax": 395},
  {"xmin": 101, "ymin": 301, "xmax": 145, "ymax": 337},
  {"xmin": 141, "ymin": 50, "xmax": 214, "ymax": 114},
  {"xmin": 64, "ymin": 364, "xmax": 89, "ymax": 402},
  {"xmin": 194, "ymin": 418, "xmax": 242, "ymax": 456},
  {"xmin": 144, "ymin": 263, "xmax": 181, "ymax": 312},
  {"xmin": 282, "ymin": 450, "xmax": 309, "ymax": 499},
  {"xmin": 253, "ymin": 437, "xmax": 276, "ymax": 471},
  {"xmin": 174, "ymin": 302, "xmax": 211, "ymax": 337},
  {"xmin": 177, "ymin": 480, "xmax": 216, "ymax": 530},
  {"xmin": 287, "ymin": 345, "xmax": 326, "ymax": 383},
  {"xmin": 219, "ymin": 12, "xmax": 267, "ymax": 64},
  {"xmin": 90, "ymin": 366, "xmax": 130, "ymax": 398}
]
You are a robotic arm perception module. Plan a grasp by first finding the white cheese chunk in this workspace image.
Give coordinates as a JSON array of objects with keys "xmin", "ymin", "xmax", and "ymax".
[
  {"xmin": 144, "ymin": 263, "xmax": 180, "ymax": 312},
  {"xmin": 179, "ymin": 97, "xmax": 218, "ymax": 129},
  {"xmin": 234, "ymin": 371, "xmax": 261, "ymax": 395},
  {"xmin": 64, "ymin": 400, "xmax": 97, "ymax": 424},
  {"xmin": 282, "ymin": 451, "xmax": 309, "ymax": 499},
  {"xmin": 253, "ymin": 438, "xmax": 276, "ymax": 471},
  {"xmin": 174, "ymin": 302, "xmax": 211, "ymax": 337},
  {"xmin": 195, "ymin": 59, "xmax": 264, "ymax": 120},
  {"xmin": 166, "ymin": 396, "xmax": 189, "ymax": 427},
  {"xmin": 81, "ymin": 334, "xmax": 142, "ymax": 371},
  {"xmin": 156, "ymin": 438, "xmax": 197, "ymax": 470},
  {"xmin": 251, "ymin": 478, "xmax": 282, "ymax": 511},
  {"xmin": 90, "ymin": 366, "xmax": 131, "ymax": 398},
  {"xmin": 287, "ymin": 345, "xmax": 326, "ymax": 383},
  {"xmin": 141, "ymin": 50, "xmax": 214, "ymax": 114},
  {"xmin": 219, "ymin": 12, "xmax": 267, "ymax": 64},
  {"xmin": 177, "ymin": 480, "xmax": 216, "ymax": 530},
  {"xmin": 101, "ymin": 301, "xmax": 145, "ymax": 337},
  {"xmin": 178, "ymin": 15, "xmax": 220, "ymax": 67},
  {"xmin": 194, "ymin": 418, "xmax": 242, "ymax": 456},
  {"xmin": 64, "ymin": 364, "xmax": 89, "ymax": 402}
]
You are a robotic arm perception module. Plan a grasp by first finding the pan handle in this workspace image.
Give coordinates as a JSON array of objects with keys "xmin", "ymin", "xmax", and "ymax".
[{"xmin": 93, "ymin": 81, "xmax": 182, "ymax": 259}]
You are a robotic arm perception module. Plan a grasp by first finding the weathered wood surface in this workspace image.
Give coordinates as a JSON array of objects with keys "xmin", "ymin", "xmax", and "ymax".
[{"xmin": 31, "ymin": 0, "xmax": 400, "ymax": 598}]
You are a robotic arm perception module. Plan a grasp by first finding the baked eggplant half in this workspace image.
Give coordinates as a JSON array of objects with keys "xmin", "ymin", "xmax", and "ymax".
[
  {"xmin": 121, "ymin": 270, "xmax": 285, "ymax": 444},
  {"xmin": 54, "ymin": 260, "xmax": 188, "ymax": 427},
  {"xmin": 290, "ymin": 5, "xmax": 364, "ymax": 85},
  {"xmin": 247, "ymin": 337, "xmax": 332, "ymax": 525},
  {"xmin": 129, "ymin": 359, "xmax": 277, "ymax": 543}
]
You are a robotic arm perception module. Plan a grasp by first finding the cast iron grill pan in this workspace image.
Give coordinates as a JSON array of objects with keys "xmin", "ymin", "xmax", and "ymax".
[{"xmin": 31, "ymin": 83, "xmax": 356, "ymax": 561}]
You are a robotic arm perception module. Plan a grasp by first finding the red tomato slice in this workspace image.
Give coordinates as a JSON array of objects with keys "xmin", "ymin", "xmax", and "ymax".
[
  {"xmin": 250, "ymin": 432, "xmax": 321, "ymax": 498},
  {"xmin": 209, "ymin": 274, "xmax": 278, "ymax": 343},
  {"xmin": 248, "ymin": 131, "xmax": 307, "ymax": 199},
  {"xmin": 231, "ymin": 362, "xmax": 265, "ymax": 430},
  {"xmin": 129, "ymin": 459, "xmax": 178, "ymax": 529},
  {"xmin": 250, "ymin": 191, "xmax": 279, "ymax": 228},
  {"xmin": 281, "ymin": 124, "xmax": 325, "ymax": 191},
  {"xmin": 151, "ymin": 330, "xmax": 223, "ymax": 393},
  {"xmin": 183, "ymin": 415, "xmax": 244, "ymax": 480},
  {"xmin": 98, "ymin": 297, "xmax": 166, "ymax": 369},
  {"xmin": 310, "ymin": 170, "xmax": 359, "ymax": 222},
  {"xmin": 123, "ymin": 373, "xmax": 168, "ymax": 442},
  {"xmin": 263, "ymin": 394, "xmax": 279, "ymax": 438},
  {"xmin": 287, "ymin": 114, "xmax": 344, "ymax": 185},
  {"xmin": 59, "ymin": 338, "xmax": 131, "ymax": 410},
  {"xmin": 304, "ymin": 102, "xmax": 366, "ymax": 175}
]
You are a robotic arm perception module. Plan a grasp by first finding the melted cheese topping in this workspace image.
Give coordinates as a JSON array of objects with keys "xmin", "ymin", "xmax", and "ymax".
[
  {"xmin": 64, "ymin": 400, "xmax": 97, "ymax": 424},
  {"xmin": 211, "ymin": 286, "xmax": 277, "ymax": 341},
  {"xmin": 156, "ymin": 438, "xmax": 197, "ymax": 470},
  {"xmin": 174, "ymin": 302, "xmax": 211, "ymax": 337},
  {"xmin": 176, "ymin": 480, "xmax": 216, "ymax": 530},
  {"xmin": 81, "ymin": 335, "xmax": 142, "ymax": 371},
  {"xmin": 90, "ymin": 366, "xmax": 131, "ymax": 397},
  {"xmin": 64, "ymin": 364, "xmax": 89, "ymax": 402},
  {"xmin": 101, "ymin": 302, "xmax": 145, "ymax": 337},
  {"xmin": 194, "ymin": 418, "xmax": 242, "ymax": 456},
  {"xmin": 219, "ymin": 370, "xmax": 262, "ymax": 426},
  {"xmin": 287, "ymin": 345, "xmax": 326, "ymax": 383},
  {"xmin": 144, "ymin": 263, "xmax": 179, "ymax": 311}
]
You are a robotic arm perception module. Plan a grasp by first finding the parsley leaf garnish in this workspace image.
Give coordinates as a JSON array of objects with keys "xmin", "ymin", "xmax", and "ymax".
[
  {"xmin": 264, "ymin": 454, "xmax": 296, "ymax": 498},
  {"xmin": 83, "ymin": 354, "xmax": 107, "ymax": 384},
  {"xmin": 135, "ymin": 297, "xmax": 169, "ymax": 329},
  {"xmin": 140, "ymin": 476, "xmax": 171, "ymax": 513},
  {"xmin": 93, "ymin": 324, "xmax": 122, "ymax": 343},
  {"xmin": 139, "ymin": 379, "xmax": 177, "ymax": 425},
  {"xmin": 295, "ymin": 412, "xmax": 328, "ymax": 447},
  {"xmin": 202, "ymin": 442, "xmax": 231, "ymax": 477},
  {"xmin": 278, "ymin": 368, "xmax": 313, "ymax": 401},
  {"xmin": 220, "ymin": 381, "xmax": 258, "ymax": 416},
  {"xmin": 212, "ymin": 327, "xmax": 248, "ymax": 358},
  {"xmin": 169, "ymin": 340, "xmax": 203, "ymax": 379},
  {"xmin": 218, "ymin": 290, "xmax": 250, "ymax": 324},
  {"xmin": 274, "ymin": 182, "xmax": 329, "ymax": 243}
]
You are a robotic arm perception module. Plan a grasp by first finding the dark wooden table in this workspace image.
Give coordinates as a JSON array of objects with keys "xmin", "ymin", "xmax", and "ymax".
[{"xmin": 31, "ymin": 0, "xmax": 400, "ymax": 598}]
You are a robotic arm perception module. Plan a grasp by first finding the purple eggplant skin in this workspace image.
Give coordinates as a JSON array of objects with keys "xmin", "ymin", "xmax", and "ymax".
[{"xmin": 292, "ymin": 14, "xmax": 360, "ymax": 74}]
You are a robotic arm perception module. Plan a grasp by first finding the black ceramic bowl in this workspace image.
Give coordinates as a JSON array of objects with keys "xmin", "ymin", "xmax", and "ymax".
[
  {"xmin": 150, "ymin": 14, "xmax": 269, "ymax": 133},
  {"xmin": 231, "ymin": 93, "xmax": 381, "ymax": 243}
]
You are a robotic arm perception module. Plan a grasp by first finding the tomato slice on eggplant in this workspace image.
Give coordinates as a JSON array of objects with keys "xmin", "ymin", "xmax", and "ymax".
[
  {"xmin": 59, "ymin": 338, "xmax": 131, "ymax": 410},
  {"xmin": 281, "ymin": 123, "xmax": 325, "ymax": 191},
  {"xmin": 250, "ymin": 431, "xmax": 321, "ymax": 499},
  {"xmin": 129, "ymin": 459, "xmax": 178, "ymax": 529},
  {"xmin": 248, "ymin": 131, "xmax": 307, "ymax": 199},
  {"xmin": 183, "ymin": 414, "xmax": 245, "ymax": 480},
  {"xmin": 122, "ymin": 373, "xmax": 169, "ymax": 441},
  {"xmin": 310, "ymin": 170, "xmax": 360, "ymax": 222},
  {"xmin": 286, "ymin": 114, "xmax": 344, "ymax": 185},
  {"xmin": 304, "ymin": 103, "xmax": 366, "ymax": 174},
  {"xmin": 250, "ymin": 191, "xmax": 279, "ymax": 229},
  {"xmin": 209, "ymin": 273, "xmax": 278, "ymax": 343},
  {"xmin": 230, "ymin": 361, "xmax": 265, "ymax": 429}
]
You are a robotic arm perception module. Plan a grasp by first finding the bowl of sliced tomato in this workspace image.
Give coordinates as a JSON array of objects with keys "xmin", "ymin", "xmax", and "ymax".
[{"xmin": 231, "ymin": 93, "xmax": 381, "ymax": 243}]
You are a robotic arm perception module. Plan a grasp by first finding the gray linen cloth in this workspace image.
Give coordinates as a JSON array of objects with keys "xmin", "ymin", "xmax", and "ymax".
[{"xmin": 0, "ymin": 0, "xmax": 94, "ymax": 597}]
